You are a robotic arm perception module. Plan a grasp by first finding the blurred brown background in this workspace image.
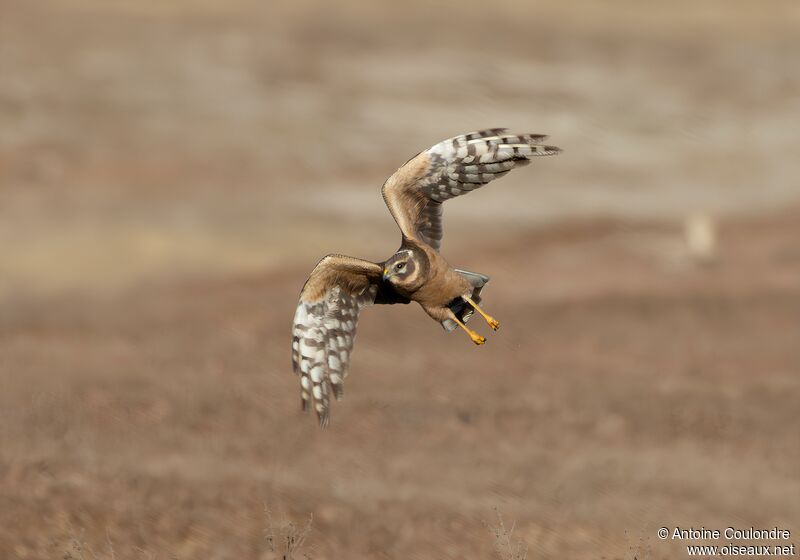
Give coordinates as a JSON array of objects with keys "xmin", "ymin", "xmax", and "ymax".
[{"xmin": 1, "ymin": 1, "xmax": 799, "ymax": 558}]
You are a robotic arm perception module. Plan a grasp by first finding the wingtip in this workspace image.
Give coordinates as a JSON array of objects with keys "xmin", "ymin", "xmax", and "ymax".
[
  {"xmin": 530, "ymin": 145, "xmax": 562, "ymax": 156},
  {"xmin": 525, "ymin": 133, "xmax": 549, "ymax": 143},
  {"xmin": 463, "ymin": 128, "xmax": 508, "ymax": 141}
]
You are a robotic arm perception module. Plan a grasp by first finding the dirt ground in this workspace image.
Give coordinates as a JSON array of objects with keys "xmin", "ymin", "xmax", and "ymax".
[{"xmin": 1, "ymin": 1, "xmax": 799, "ymax": 559}]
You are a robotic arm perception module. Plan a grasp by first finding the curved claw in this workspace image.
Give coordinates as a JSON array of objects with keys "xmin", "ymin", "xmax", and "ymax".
[{"xmin": 470, "ymin": 332, "xmax": 486, "ymax": 345}]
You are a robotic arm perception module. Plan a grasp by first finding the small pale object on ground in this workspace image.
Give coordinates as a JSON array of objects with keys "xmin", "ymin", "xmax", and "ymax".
[{"xmin": 685, "ymin": 212, "xmax": 718, "ymax": 264}]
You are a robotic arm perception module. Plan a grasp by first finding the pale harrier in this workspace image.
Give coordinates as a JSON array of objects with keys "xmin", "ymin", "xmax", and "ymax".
[{"xmin": 292, "ymin": 129, "xmax": 560, "ymax": 425}]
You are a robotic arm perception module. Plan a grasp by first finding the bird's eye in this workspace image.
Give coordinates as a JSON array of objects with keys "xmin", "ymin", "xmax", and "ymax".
[{"xmin": 396, "ymin": 263, "xmax": 405, "ymax": 271}]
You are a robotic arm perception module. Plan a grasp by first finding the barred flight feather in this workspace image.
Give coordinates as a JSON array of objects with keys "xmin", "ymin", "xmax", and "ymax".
[
  {"xmin": 381, "ymin": 129, "xmax": 560, "ymax": 251},
  {"xmin": 424, "ymin": 130, "xmax": 561, "ymax": 204},
  {"xmin": 292, "ymin": 279, "xmax": 377, "ymax": 426}
]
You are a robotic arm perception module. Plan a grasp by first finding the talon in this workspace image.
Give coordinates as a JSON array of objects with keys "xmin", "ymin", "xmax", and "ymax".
[
  {"xmin": 488, "ymin": 318, "xmax": 500, "ymax": 331},
  {"xmin": 453, "ymin": 315, "xmax": 486, "ymax": 346}
]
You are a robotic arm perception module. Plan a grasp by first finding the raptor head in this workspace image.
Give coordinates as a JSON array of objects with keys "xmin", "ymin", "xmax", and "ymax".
[{"xmin": 382, "ymin": 248, "xmax": 426, "ymax": 292}]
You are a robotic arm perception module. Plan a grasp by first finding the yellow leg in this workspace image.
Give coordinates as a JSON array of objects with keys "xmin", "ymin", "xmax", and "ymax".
[
  {"xmin": 453, "ymin": 316, "xmax": 486, "ymax": 345},
  {"xmin": 464, "ymin": 296, "xmax": 500, "ymax": 331}
]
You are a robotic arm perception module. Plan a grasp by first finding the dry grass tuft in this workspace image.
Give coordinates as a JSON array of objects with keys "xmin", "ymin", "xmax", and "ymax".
[
  {"xmin": 486, "ymin": 509, "xmax": 528, "ymax": 560},
  {"xmin": 625, "ymin": 530, "xmax": 652, "ymax": 560},
  {"xmin": 265, "ymin": 509, "xmax": 314, "ymax": 560},
  {"xmin": 62, "ymin": 527, "xmax": 125, "ymax": 560}
]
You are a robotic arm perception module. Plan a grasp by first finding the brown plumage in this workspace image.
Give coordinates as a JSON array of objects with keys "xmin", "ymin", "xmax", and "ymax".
[{"xmin": 291, "ymin": 129, "xmax": 561, "ymax": 425}]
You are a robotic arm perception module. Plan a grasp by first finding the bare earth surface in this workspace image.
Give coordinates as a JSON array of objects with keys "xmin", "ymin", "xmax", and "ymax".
[{"xmin": 1, "ymin": 1, "xmax": 799, "ymax": 559}]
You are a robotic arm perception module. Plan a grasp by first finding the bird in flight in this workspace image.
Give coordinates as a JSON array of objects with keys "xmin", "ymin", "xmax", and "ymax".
[{"xmin": 291, "ymin": 129, "xmax": 560, "ymax": 425}]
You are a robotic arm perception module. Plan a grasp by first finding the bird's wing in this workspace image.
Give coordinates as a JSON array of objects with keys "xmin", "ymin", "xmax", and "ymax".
[
  {"xmin": 291, "ymin": 254, "xmax": 408, "ymax": 427},
  {"xmin": 381, "ymin": 129, "xmax": 560, "ymax": 251}
]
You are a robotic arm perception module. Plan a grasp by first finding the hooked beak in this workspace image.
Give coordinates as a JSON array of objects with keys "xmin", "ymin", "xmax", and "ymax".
[{"xmin": 382, "ymin": 268, "xmax": 391, "ymax": 281}]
